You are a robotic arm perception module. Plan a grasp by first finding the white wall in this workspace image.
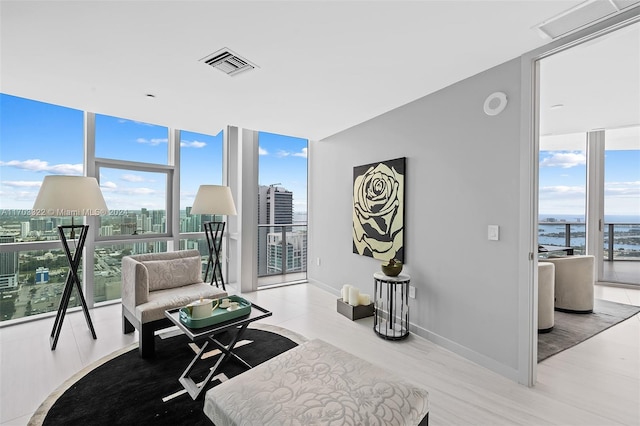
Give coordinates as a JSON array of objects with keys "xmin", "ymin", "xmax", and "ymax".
[{"xmin": 308, "ymin": 57, "xmax": 525, "ymax": 380}]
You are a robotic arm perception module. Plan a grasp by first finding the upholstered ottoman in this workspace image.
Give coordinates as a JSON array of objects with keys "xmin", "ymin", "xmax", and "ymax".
[
  {"xmin": 545, "ymin": 255, "xmax": 595, "ymax": 313},
  {"xmin": 538, "ymin": 262, "xmax": 555, "ymax": 333},
  {"xmin": 204, "ymin": 339, "xmax": 429, "ymax": 425}
]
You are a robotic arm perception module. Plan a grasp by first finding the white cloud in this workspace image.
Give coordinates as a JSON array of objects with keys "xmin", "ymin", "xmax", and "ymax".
[
  {"xmin": 539, "ymin": 185, "xmax": 585, "ymax": 196},
  {"xmin": 605, "ymin": 181, "xmax": 640, "ymax": 198},
  {"xmin": 122, "ymin": 187, "xmax": 156, "ymax": 196},
  {"xmin": 101, "ymin": 181, "xmax": 117, "ymax": 189},
  {"xmin": 102, "ymin": 187, "xmax": 156, "ymax": 200},
  {"xmin": 136, "ymin": 137, "xmax": 168, "ymax": 146},
  {"xmin": 181, "ymin": 140, "xmax": 207, "ymax": 148},
  {"xmin": 537, "ymin": 182, "xmax": 639, "ymax": 216},
  {"xmin": 1, "ymin": 181, "xmax": 42, "ymax": 188},
  {"xmin": 274, "ymin": 147, "xmax": 307, "ymax": 158},
  {"xmin": 5, "ymin": 190, "xmax": 40, "ymax": 203},
  {"xmin": 259, "ymin": 146, "xmax": 268, "ymax": 156},
  {"xmin": 293, "ymin": 147, "xmax": 308, "ymax": 158},
  {"xmin": 539, "ymin": 152, "xmax": 585, "ymax": 168},
  {"xmin": 0, "ymin": 159, "xmax": 82, "ymax": 175},
  {"xmin": 538, "ymin": 185, "xmax": 586, "ymax": 215},
  {"xmin": 121, "ymin": 174, "xmax": 146, "ymax": 183}
]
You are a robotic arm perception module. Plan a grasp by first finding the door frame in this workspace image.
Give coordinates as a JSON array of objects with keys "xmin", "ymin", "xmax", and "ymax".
[{"xmin": 519, "ymin": 8, "xmax": 640, "ymax": 386}]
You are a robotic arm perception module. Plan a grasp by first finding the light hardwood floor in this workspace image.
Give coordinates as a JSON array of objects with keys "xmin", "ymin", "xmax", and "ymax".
[{"xmin": 1, "ymin": 283, "xmax": 638, "ymax": 425}]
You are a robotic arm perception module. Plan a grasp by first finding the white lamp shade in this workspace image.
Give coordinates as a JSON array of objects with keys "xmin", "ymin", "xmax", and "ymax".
[
  {"xmin": 191, "ymin": 185, "xmax": 237, "ymax": 216},
  {"xmin": 32, "ymin": 176, "xmax": 108, "ymax": 216}
]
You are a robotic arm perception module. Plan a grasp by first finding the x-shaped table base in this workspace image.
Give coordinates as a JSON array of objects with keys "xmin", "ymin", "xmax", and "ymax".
[{"xmin": 179, "ymin": 323, "xmax": 252, "ymax": 400}]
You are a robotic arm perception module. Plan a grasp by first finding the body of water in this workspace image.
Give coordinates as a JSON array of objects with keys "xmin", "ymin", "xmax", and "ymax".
[
  {"xmin": 539, "ymin": 214, "xmax": 640, "ymax": 224},
  {"xmin": 539, "ymin": 218, "xmax": 639, "ymax": 251}
]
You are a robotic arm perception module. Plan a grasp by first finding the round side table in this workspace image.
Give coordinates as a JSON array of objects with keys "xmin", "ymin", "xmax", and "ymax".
[{"xmin": 373, "ymin": 272, "xmax": 410, "ymax": 340}]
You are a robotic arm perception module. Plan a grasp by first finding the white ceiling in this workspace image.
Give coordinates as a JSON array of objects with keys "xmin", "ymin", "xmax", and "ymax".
[
  {"xmin": 1, "ymin": 1, "xmax": 637, "ymax": 141},
  {"xmin": 539, "ymin": 20, "xmax": 640, "ymax": 139}
]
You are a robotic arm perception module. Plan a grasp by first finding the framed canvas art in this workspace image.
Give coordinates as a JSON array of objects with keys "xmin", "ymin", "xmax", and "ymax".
[{"xmin": 352, "ymin": 157, "xmax": 405, "ymax": 262}]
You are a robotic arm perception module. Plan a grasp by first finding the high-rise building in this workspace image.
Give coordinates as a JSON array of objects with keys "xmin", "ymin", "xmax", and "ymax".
[
  {"xmin": 183, "ymin": 206, "xmax": 204, "ymax": 233},
  {"xmin": 0, "ymin": 236, "xmax": 18, "ymax": 289},
  {"xmin": 20, "ymin": 222, "xmax": 30, "ymax": 238},
  {"xmin": 100, "ymin": 225, "xmax": 114, "ymax": 236},
  {"xmin": 259, "ymin": 185, "xmax": 293, "ymax": 226},
  {"xmin": 257, "ymin": 185, "xmax": 296, "ymax": 275},
  {"xmin": 266, "ymin": 230, "xmax": 307, "ymax": 274},
  {"xmin": 30, "ymin": 218, "xmax": 47, "ymax": 232},
  {"xmin": 151, "ymin": 210, "xmax": 165, "ymax": 232},
  {"xmin": 35, "ymin": 267, "xmax": 49, "ymax": 284}
]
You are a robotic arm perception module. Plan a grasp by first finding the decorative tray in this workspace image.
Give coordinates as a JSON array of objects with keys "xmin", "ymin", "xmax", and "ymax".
[{"xmin": 179, "ymin": 295, "xmax": 251, "ymax": 329}]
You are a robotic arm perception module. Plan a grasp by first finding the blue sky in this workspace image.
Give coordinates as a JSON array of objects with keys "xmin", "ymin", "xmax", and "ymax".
[
  {"xmin": 539, "ymin": 147, "xmax": 640, "ymax": 219},
  {"xmin": 258, "ymin": 131, "xmax": 308, "ymax": 214},
  {"xmin": 0, "ymin": 93, "xmax": 308, "ymax": 213}
]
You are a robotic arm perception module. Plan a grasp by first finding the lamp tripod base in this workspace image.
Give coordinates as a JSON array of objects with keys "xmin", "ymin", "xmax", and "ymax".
[
  {"xmin": 203, "ymin": 221, "xmax": 226, "ymax": 291},
  {"xmin": 50, "ymin": 224, "xmax": 97, "ymax": 350}
]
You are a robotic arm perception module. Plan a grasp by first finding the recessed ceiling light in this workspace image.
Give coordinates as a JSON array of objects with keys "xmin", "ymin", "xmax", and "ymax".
[{"xmin": 550, "ymin": 104, "xmax": 564, "ymax": 110}]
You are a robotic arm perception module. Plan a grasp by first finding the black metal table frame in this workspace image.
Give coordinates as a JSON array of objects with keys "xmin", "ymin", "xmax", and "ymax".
[
  {"xmin": 164, "ymin": 302, "xmax": 272, "ymax": 400},
  {"xmin": 373, "ymin": 272, "xmax": 410, "ymax": 340},
  {"xmin": 538, "ymin": 244, "xmax": 574, "ymax": 255}
]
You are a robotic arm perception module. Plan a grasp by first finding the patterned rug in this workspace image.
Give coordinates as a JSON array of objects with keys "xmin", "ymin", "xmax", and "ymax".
[{"xmin": 29, "ymin": 324, "xmax": 307, "ymax": 426}]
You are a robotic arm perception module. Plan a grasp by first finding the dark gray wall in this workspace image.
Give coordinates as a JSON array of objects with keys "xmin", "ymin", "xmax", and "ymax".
[{"xmin": 308, "ymin": 57, "xmax": 526, "ymax": 379}]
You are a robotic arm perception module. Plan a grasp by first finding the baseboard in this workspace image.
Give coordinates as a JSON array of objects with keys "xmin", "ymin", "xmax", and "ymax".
[{"xmin": 308, "ymin": 278, "xmax": 521, "ymax": 383}]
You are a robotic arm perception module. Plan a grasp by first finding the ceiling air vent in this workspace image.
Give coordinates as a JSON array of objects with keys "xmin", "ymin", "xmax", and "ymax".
[
  {"xmin": 200, "ymin": 48, "xmax": 257, "ymax": 77},
  {"xmin": 533, "ymin": 0, "xmax": 639, "ymax": 39}
]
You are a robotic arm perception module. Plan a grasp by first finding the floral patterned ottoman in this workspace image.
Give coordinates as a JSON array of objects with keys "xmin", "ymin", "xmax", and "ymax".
[{"xmin": 204, "ymin": 338, "xmax": 429, "ymax": 425}]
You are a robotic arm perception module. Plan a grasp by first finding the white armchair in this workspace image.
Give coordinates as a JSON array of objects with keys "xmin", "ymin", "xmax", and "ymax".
[
  {"xmin": 121, "ymin": 249, "xmax": 227, "ymax": 357},
  {"xmin": 544, "ymin": 255, "xmax": 595, "ymax": 313},
  {"xmin": 538, "ymin": 261, "xmax": 555, "ymax": 332}
]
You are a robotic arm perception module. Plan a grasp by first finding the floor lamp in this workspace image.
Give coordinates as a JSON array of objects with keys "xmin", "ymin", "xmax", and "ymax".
[
  {"xmin": 191, "ymin": 185, "xmax": 237, "ymax": 290},
  {"xmin": 32, "ymin": 176, "xmax": 108, "ymax": 350}
]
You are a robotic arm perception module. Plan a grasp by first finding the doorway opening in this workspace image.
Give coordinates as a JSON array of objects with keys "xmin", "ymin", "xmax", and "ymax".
[{"xmin": 537, "ymin": 21, "xmax": 640, "ymax": 286}]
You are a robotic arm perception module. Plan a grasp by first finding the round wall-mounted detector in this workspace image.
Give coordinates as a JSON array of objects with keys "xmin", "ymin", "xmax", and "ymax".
[{"xmin": 483, "ymin": 92, "xmax": 508, "ymax": 116}]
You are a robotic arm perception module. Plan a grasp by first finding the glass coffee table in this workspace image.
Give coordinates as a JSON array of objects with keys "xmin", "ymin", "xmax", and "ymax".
[{"xmin": 164, "ymin": 301, "xmax": 272, "ymax": 400}]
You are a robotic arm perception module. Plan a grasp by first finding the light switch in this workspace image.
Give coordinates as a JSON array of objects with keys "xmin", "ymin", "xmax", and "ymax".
[{"xmin": 488, "ymin": 225, "xmax": 500, "ymax": 241}]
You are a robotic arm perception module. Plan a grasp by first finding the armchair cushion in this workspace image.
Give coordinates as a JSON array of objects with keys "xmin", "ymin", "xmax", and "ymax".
[
  {"xmin": 137, "ymin": 282, "xmax": 227, "ymax": 323},
  {"xmin": 121, "ymin": 249, "xmax": 227, "ymax": 357},
  {"xmin": 145, "ymin": 257, "xmax": 202, "ymax": 291}
]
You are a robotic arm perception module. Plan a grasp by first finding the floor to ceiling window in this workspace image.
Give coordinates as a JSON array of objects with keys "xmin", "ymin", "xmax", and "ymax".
[
  {"xmin": 602, "ymin": 127, "xmax": 640, "ymax": 283},
  {"xmin": 92, "ymin": 113, "xmax": 173, "ymax": 304},
  {"xmin": 0, "ymin": 94, "xmax": 224, "ymax": 322},
  {"xmin": 257, "ymin": 131, "xmax": 308, "ymax": 286},
  {"xmin": 0, "ymin": 94, "xmax": 84, "ymax": 320},
  {"xmin": 179, "ymin": 130, "xmax": 224, "ymax": 275},
  {"xmin": 538, "ymin": 133, "xmax": 587, "ymax": 254}
]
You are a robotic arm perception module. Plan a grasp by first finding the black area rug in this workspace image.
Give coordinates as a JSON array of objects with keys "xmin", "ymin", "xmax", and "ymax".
[
  {"xmin": 37, "ymin": 327, "xmax": 299, "ymax": 426},
  {"xmin": 538, "ymin": 298, "xmax": 640, "ymax": 362}
]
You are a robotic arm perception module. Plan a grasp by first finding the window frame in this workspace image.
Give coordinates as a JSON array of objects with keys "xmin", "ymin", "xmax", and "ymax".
[{"xmin": 94, "ymin": 158, "xmax": 175, "ymax": 242}]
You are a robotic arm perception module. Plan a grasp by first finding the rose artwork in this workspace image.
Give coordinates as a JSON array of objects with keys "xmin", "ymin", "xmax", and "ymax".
[{"xmin": 352, "ymin": 157, "xmax": 405, "ymax": 262}]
